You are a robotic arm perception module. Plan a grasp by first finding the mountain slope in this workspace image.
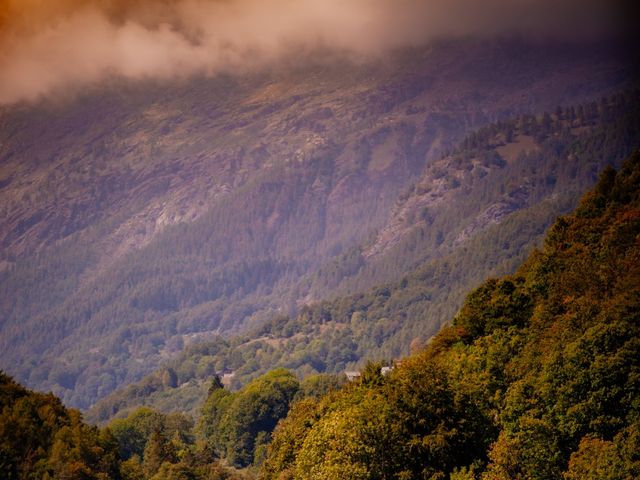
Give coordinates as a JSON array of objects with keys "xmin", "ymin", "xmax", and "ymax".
[
  {"xmin": 87, "ymin": 92, "xmax": 640, "ymax": 423},
  {"xmin": 0, "ymin": 38, "xmax": 634, "ymax": 409},
  {"xmin": 261, "ymin": 150, "xmax": 640, "ymax": 480},
  {"xmin": 2, "ymin": 151, "xmax": 639, "ymax": 479}
]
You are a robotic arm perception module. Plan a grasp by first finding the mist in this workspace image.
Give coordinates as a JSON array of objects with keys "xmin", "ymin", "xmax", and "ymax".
[{"xmin": 0, "ymin": 0, "xmax": 624, "ymax": 104}]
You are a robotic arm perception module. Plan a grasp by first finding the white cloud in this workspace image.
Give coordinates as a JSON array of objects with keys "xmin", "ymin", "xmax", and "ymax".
[{"xmin": 0, "ymin": 0, "xmax": 621, "ymax": 104}]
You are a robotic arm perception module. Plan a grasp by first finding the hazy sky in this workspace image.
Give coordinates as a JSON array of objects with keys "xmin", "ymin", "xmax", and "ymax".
[{"xmin": 0, "ymin": 0, "xmax": 626, "ymax": 104}]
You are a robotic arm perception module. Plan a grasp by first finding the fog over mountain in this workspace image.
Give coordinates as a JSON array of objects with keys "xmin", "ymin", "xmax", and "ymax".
[
  {"xmin": 1, "ymin": 1, "xmax": 640, "ymax": 479},
  {"xmin": 0, "ymin": 0, "xmax": 624, "ymax": 104},
  {"xmin": 0, "ymin": 0, "xmax": 638, "ymax": 414}
]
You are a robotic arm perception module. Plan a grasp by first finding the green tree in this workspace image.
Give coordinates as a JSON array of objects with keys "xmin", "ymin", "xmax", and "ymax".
[
  {"xmin": 143, "ymin": 428, "xmax": 177, "ymax": 478},
  {"xmin": 207, "ymin": 369, "xmax": 300, "ymax": 468}
]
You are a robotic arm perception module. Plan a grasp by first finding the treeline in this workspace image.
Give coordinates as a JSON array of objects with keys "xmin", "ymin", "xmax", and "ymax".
[
  {"xmin": 261, "ymin": 151, "xmax": 640, "ymax": 478},
  {"xmin": 303, "ymin": 87, "xmax": 640, "ymax": 365},
  {"xmin": 314, "ymin": 89, "xmax": 640, "ymax": 297},
  {"xmin": 104, "ymin": 368, "xmax": 315, "ymax": 478},
  {"xmin": 0, "ymin": 367, "xmax": 253, "ymax": 479},
  {"xmin": 0, "ymin": 371, "xmax": 123, "ymax": 479},
  {"xmin": 197, "ymin": 369, "xmax": 343, "ymax": 469}
]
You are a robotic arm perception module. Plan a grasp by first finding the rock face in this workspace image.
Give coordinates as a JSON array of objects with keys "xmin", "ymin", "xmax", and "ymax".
[{"xmin": 0, "ymin": 38, "xmax": 633, "ymax": 408}]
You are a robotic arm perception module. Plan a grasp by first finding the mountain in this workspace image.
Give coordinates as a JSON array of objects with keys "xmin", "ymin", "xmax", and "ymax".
[
  {"xmin": 87, "ymin": 90, "xmax": 640, "ymax": 424},
  {"xmin": 261, "ymin": 150, "xmax": 640, "ymax": 479},
  {"xmin": 0, "ymin": 37, "xmax": 635, "ymax": 409},
  {"xmin": 2, "ymin": 151, "xmax": 639, "ymax": 479}
]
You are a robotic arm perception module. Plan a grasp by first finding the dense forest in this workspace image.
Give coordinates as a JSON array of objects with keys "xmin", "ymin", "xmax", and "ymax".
[
  {"xmin": 0, "ymin": 369, "xmax": 252, "ymax": 479},
  {"xmin": 89, "ymin": 90, "xmax": 640, "ymax": 424},
  {"xmin": 0, "ymin": 367, "xmax": 340, "ymax": 479},
  {"xmin": 3, "ymin": 148, "xmax": 638, "ymax": 479},
  {"xmin": 1, "ymin": 39, "xmax": 631, "ymax": 410},
  {"xmin": 2, "ymin": 2, "xmax": 639, "ymax": 478},
  {"xmin": 261, "ymin": 151, "xmax": 640, "ymax": 478}
]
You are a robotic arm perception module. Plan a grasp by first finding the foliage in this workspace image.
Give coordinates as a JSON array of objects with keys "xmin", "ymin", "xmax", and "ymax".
[
  {"xmin": 2, "ymin": 53, "xmax": 634, "ymax": 411},
  {"xmin": 2, "ymin": 150, "xmax": 640, "ymax": 480},
  {"xmin": 89, "ymin": 89, "xmax": 640, "ymax": 424},
  {"xmin": 0, "ymin": 371, "xmax": 121, "ymax": 479},
  {"xmin": 199, "ymin": 369, "xmax": 300, "ymax": 468},
  {"xmin": 262, "ymin": 152, "xmax": 640, "ymax": 479}
]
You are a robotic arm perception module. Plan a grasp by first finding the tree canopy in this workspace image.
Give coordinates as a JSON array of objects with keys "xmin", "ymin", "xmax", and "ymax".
[{"xmin": 262, "ymin": 152, "xmax": 640, "ymax": 479}]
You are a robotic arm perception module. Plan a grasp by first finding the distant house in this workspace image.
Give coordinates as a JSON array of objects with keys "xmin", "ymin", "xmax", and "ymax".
[
  {"xmin": 345, "ymin": 365, "xmax": 396, "ymax": 381},
  {"xmin": 345, "ymin": 371, "xmax": 361, "ymax": 381},
  {"xmin": 221, "ymin": 372, "xmax": 236, "ymax": 386}
]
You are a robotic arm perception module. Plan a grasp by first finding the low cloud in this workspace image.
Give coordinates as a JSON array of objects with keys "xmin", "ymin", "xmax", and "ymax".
[{"xmin": 0, "ymin": 0, "xmax": 624, "ymax": 104}]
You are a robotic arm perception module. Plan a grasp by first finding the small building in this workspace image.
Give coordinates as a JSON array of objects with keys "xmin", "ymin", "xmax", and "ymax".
[
  {"xmin": 345, "ymin": 371, "xmax": 361, "ymax": 382},
  {"xmin": 221, "ymin": 372, "xmax": 235, "ymax": 386}
]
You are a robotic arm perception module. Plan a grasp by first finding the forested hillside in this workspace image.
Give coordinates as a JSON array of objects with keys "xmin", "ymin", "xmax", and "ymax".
[
  {"xmin": 0, "ymin": 367, "xmax": 339, "ymax": 479},
  {"xmin": 2, "ymin": 0, "xmax": 638, "ymax": 477},
  {"xmin": 0, "ymin": 39, "xmax": 632, "ymax": 409},
  {"xmin": 0, "ymin": 370, "xmax": 257, "ymax": 479},
  {"xmin": 261, "ymin": 150, "xmax": 640, "ymax": 479},
  {"xmin": 0, "ymin": 371, "xmax": 123, "ymax": 478},
  {"xmin": 5, "ymin": 148, "xmax": 637, "ymax": 480},
  {"xmin": 89, "ymin": 91, "xmax": 640, "ymax": 424}
]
